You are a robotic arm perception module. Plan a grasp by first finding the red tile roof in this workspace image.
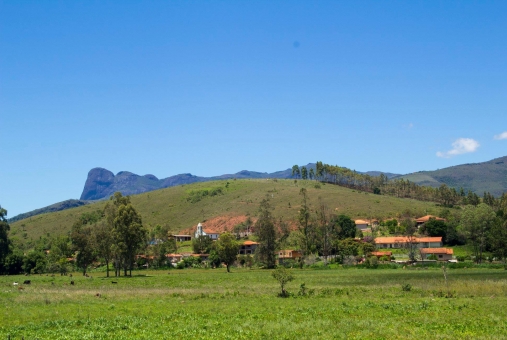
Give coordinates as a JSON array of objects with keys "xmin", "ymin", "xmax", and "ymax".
[
  {"xmin": 415, "ymin": 215, "xmax": 445, "ymax": 223},
  {"xmin": 420, "ymin": 248, "xmax": 453, "ymax": 255},
  {"xmin": 243, "ymin": 240, "xmax": 259, "ymax": 245},
  {"xmin": 375, "ymin": 236, "xmax": 442, "ymax": 244},
  {"xmin": 371, "ymin": 251, "xmax": 392, "ymax": 257},
  {"xmin": 166, "ymin": 253, "xmax": 183, "ymax": 258}
]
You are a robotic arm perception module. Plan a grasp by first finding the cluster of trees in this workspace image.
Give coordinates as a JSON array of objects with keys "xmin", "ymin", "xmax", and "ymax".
[
  {"xmin": 291, "ymin": 162, "xmax": 507, "ymax": 210},
  {"xmin": 252, "ymin": 188, "xmax": 375, "ymax": 268},
  {"xmin": 0, "ymin": 193, "xmax": 150, "ymax": 276},
  {"xmin": 191, "ymin": 232, "xmax": 241, "ymax": 272}
]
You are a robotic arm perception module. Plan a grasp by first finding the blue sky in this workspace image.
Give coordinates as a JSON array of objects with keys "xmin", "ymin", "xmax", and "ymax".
[{"xmin": 1, "ymin": 1, "xmax": 506, "ymax": 217}]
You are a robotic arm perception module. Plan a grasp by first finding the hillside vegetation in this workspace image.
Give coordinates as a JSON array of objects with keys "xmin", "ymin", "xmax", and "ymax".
[
  {"xmin": 398, "ymin": 156, "xmax": 507, "ymax": 196},
  {"xmin": 11, "ymin": 179, "xmax": 441, "ymax": 246}
]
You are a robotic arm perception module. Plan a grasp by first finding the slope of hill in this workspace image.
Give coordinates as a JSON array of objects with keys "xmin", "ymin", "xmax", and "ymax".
[
  {"xmin": 11, "ymin": 179, "xmax": 440, "ymax": 246},
  {"xmin": 7, "ymin": 199, "xmax": 91, "ymax": 223},
  {"xmin": 397, "ymin": 156, "xmax": 507, "ymax": 196}
]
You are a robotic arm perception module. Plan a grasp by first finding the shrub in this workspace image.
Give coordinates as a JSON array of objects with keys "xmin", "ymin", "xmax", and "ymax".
[
  {"xmin": 365, "ymin": 256, "xmax": 379, "ymax": 269},
  {"xmin": 272, "ymin": 267, "xmax": 295, "ymax": 297},
  {"xmin": 402, "ymin": 283, "xmax": 412, "ymax": 292}
]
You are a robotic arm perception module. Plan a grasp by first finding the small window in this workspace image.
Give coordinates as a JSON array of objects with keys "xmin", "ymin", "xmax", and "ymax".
[{"xmin": 438, "ymin": 255, "xmax": 443, "ymax": 258}]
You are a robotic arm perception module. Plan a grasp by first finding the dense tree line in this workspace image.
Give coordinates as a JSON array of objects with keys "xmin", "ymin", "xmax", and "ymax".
[{"xmin": 292, "ymin": 162, "xmax": 507, "ymax": 211}]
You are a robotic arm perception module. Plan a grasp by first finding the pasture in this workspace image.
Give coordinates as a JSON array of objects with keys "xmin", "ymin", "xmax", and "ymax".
[{"xmin": 1, "ymin": 267, "xmax": 507, "ymax": 339}]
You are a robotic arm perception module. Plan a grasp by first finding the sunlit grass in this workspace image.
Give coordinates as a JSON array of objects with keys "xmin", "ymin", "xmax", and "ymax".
[{"xmin": 1, "ymin": 267, "xmax": 507, "ymax": 339}]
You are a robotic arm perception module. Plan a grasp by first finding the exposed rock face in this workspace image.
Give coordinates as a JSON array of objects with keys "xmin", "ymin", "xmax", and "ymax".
[
  {"xmin": 80, "ymin": 168, "xmax": 116, "ymax": 200},
  {"xmin": 80, "ymin": 168, "xmax": 164, "ymax": 200}
]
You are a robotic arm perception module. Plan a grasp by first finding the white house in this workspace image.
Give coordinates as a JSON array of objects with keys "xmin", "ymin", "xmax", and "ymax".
[{"xmin": 194, "ymin": 223, "xmax": 220, "ymax": 240}]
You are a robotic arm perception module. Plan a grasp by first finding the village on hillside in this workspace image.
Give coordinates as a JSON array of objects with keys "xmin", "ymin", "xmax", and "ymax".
[{"xmin": 133, "ymin": 214, "xmax": 458, "ymax": 270}]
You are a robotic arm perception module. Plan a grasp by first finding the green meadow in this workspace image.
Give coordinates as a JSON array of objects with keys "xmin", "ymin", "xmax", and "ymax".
[{"xmin": 1, "ymin": 267, "xmax": 507, "ymax": 339}]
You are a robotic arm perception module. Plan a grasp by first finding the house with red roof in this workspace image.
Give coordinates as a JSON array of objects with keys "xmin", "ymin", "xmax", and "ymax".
[
  {"xmin": 375, "ymin": 236, "xmax": 442, "ymax": 249},
  {"xmin": 420, "ymin": 248, "xmax": 453, "ymax": 261},
  {"xmin": 415, "ymin": 215, "xmax": 445, "ymax": 226},
  {"xmin": 239, "ymin": 240, "xmax": 259, "ymax": 255},
  {"xmin": 277, "ymin": 250, "xmax": 302, "ymax": 264}
]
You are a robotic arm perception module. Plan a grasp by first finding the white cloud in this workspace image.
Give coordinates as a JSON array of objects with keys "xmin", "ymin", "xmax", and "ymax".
[
  {"xmin": 436, "ymin": 138, "xmax": 480, "ymax": 158},
  {"xmin": 494, "ymin": 131, "xmax": 507, "ymax": 140}
]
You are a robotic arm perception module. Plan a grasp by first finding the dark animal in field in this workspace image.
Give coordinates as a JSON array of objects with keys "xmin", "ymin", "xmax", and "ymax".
[
  {"xmin": 23, "ymin": 280, "xmax": 31, "ymax": 285},
  {"xmin": 51, "ymin": 282, "xmax": 55, "ymax": 285},
  {"xmin": 95, "ymin": 293, "xmax": 101, "ymax": 297},
  {"xmin": 70, "ymin": 280, "xmax": 75, "ymax": 285},
  {"xmin": 111, "ymin": 281, "xmax": 118, "ymax": 284}
]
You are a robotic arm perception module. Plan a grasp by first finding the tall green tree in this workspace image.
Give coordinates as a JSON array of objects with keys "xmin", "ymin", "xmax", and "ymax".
[
  {"xmin": 316, "ymin": 200, "xmax": 334, "ymax": 264},
  {"xmin": 400, "ymin": 218, "xmax": 418, "ymax": 261},
  {"xmin": 421, "ymin": 218, "xmax": 447, "ymax": 239},
  {"xmin": 0, "ymin": 206, "xmax": 11, "ymax": 273},
  {"xmin": 297, "ymin": 188, "xmax": 316, "ymax": 259},
  {"xmin": 47, "ymin": 236, "xmax": 72, "ymax": 275},
  {"xmin": 309, "ymin": 168, "xmax": 315, "ymax": 180},
  {"xmin": 71, "ymin": 222, "xmax": 96, "ymax": 276},
  {"xmin": 490, "ymin": 219, "xmax": 507, "ymax": 269},
  {"xmin": 301, "ymin": 166, "xmax": 308, "ymax": 180},
  {"xmin": 192, "ymin": 235, "xmax": 213, "ymax": 254},
  {"xmin": 254, "ymin": 197, "xmax": 277, "ymax": 268},
  {"xmin": 291, "ymin": 165, "xmax": 300, "ymax": 179},
  {"xmin": 93, "ymin": 221, "xmax": 114, "ymax": 277},
  {"xmin": 315, "ymin": 161, "xmax": 324, "ymax": 180},
  {"xmin": 460, "ymin": 203, "xmax": 496, "ymax": 263},
  {"xmin": 332, "ymin": 214, "xmax": 356, "ymax": 240},
  {"xmin": 113, "ymin": 202, "xmax": 147, "ymax": 276},
  {"xmin": 105, "ymin": 192, "xmax": 147, "ymax": 276},
  {"xmin": 215, "ymin": 232, "xmax": 239, "ymax": 272}
]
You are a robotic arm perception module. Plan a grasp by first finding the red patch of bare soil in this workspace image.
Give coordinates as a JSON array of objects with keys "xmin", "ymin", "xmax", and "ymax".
[{"xmin": 178, "ymin": 215, "xmax": 255, "ymax": 235}]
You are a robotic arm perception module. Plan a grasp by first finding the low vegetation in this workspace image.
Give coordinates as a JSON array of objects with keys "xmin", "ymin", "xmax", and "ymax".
[{"xmin": 1, "ymin": 267, "xmax": 507, "ymax": 339}]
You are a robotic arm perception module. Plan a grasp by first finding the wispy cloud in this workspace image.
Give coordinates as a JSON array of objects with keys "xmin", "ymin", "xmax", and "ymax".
[
  {"xmin": 436, "ymin": 138, "xmax": 480, "ymax": 158},
  {"xmin": 494, "ymin": 131, "xmax": 507, "ymax": 140}
]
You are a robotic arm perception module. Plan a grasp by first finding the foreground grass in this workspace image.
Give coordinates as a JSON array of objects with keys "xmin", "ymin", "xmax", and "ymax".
[{"xmin": 1, "ymin": 267, "xmax": 507, "ymax": 339}]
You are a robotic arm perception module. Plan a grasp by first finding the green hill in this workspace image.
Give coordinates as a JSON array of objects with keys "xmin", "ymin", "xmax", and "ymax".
[
  {"xmin": 397, "ymin": 156, "xmax": 507, "ymax": 196},
  {"xmin": 10, "ymin": 179, "xmax": 442, "ymax": 246}
]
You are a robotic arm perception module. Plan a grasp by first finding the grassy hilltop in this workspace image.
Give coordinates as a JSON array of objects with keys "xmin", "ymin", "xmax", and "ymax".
[{"xmin": 10, "ymin": 179, "xmax": 442, "ymax": 245}]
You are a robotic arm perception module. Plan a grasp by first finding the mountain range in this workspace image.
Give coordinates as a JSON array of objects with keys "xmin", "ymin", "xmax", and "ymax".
[{"xmin": 79, "ymin": 164, "xmax": 400, "ymax": 201}]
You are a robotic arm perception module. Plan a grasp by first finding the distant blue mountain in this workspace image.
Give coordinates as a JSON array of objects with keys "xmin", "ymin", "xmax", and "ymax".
[{"xmin": 80, "ymin": 163, "xmax": 400, "ymax": 201}]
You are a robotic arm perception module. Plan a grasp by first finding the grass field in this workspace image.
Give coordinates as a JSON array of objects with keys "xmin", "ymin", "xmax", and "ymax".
[
  {"xmin": 10, "ymin": 179, "xmax": 442, "ymax": 246},
  {"xmin": 1, "ymin": 267, "xmax": 507, "ymax": 339}
]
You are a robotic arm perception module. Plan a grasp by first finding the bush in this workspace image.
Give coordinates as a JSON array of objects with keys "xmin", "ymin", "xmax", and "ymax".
[
  {"xmin": 402, "ymin": 283, "xmax": 412, "ymax": 292},
  {"xmin": 365, "ymin": 256, "xmax": 379, "ymax": 269},
  {"xmin": 272, "ymin": 267, "xmax": 295, "ymax": 297}
]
